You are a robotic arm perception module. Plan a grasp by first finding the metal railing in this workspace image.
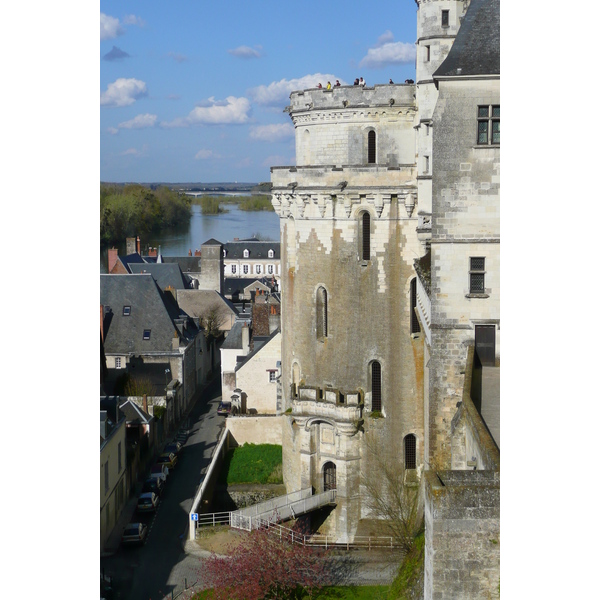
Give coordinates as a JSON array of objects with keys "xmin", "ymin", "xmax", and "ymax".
[
  {"xmin": 195, "ymin": 510, "xmax": 401, "ymax": 551},
  {"xmin": 231, "ymin": 489, "xmax": 336, "ymax": 531}
]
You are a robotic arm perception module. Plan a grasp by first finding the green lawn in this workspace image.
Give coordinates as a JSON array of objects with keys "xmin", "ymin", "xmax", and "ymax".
[{"xmin": 219, "ymin": 443, "xmax": 283, "ymax": 485}]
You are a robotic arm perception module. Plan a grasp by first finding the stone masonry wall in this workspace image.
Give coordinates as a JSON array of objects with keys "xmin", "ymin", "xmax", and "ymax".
[{"xmin": 424, "ymin": 470, "xmax": 500, "ymax": 600}]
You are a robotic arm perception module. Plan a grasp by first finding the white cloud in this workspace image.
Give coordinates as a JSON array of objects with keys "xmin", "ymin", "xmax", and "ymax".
[
  {"xmin": 376, "ymin": 30, "xmax": 395, "ymax": 46},
  {"xmin": 168, "ymin": 52, "xmax": 188, "ymax": 63},
  {"xmin": 249, "ymin": 74, "xmax": 344, "ymax": 107},
  {"xmin": 195, "ymin": 149, "xmax": 222, "ymax": 160},
  {"xmin": 161, "ymin": 96, "xmax": 251, "ymax": 127},
  {"xmin": 358, "ymin": 41, "xmax": 416, "ymax": 69},
  {"xmin": 228, "ymin": 45, "xmax": 263, "ymax": 59},
  {"xmin": 100, "ymin": 13, "xmax": 123, "ymax": 40},
  {"xmin": 123, "ymin": 14, "xmax": 145, "ymax": 27},
  {"xmin": 118, "ymin": 113, "xmax": 157, "ymax": 129},
  {"xmin": 122, "ymin": 147, "xmax": 142, "ymax": 156},
  {"xmin": 101, "ymin": 78, "xmax": 148, "ymax": 107},
  {"xmin": 108, "ymin": 127, "xmax": 119, "ymax": 135},
  {"xmin": 249, "ymin": 123, "xmax": 294, "ymax": 143}
]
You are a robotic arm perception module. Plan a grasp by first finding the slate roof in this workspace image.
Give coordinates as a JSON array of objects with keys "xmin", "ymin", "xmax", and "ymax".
[
  {"xmin": 223, "ymin": 277, "xmax": 275, "ymax": 297},
  {"xmin": 160, "ymin": 256, "xmax": 202, "ymax": 273},
  {"xmin": 116, "ymin": 253, "xmax": 146, "ymax": 272},
  {"xmin": 221, "ymin": 320, "xmax": 248, "ymax": 350},
  {"xmin": 129, "ymin": 262, "xmax": 190, "ymax": 290},
  {"xmin": 119, "ymin": 399, "xmax": 153, "ymax": 425},
  {"xmin": 101, "ymin": 274, "xmax": 193, "ymax": 355},
  {"xmin": 434, "ymin": 0, "xmax": 500, "ymax": 78},
  {"xmin": 224, "ymin": 240, "xmax": 280, "ymax": 260},
  {"xmin": 176, "ymin": 290, "xmax": 239, "ymax": 325}
]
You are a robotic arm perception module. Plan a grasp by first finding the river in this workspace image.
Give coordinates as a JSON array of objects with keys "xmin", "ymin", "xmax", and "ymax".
[{"xmin": 100, "ymin": 203, "xmax": 281, "ymax": 273}]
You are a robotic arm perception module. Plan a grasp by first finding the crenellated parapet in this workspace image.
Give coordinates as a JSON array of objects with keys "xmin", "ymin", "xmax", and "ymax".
[{"xmin": 287, "ymin": 84, "xmax": 415, "ymax": 113}]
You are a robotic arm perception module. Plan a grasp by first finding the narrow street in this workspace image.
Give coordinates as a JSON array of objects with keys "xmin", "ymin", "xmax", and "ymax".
[{"xmin": 101, "ymin": 376, "xmax": 225, "ymax": 600}]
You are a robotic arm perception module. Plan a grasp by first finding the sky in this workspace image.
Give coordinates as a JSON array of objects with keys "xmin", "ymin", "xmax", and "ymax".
[{"xmin": 100, "ymin": 0, "xmax": 419, "ymax": 183}]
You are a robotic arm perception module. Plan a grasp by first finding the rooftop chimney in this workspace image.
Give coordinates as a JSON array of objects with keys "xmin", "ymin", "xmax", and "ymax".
[
  {"xmin": 137, "ymin": 236, "xmax": 141, "ymax": 255},
  {"xmin": 143, "ymin": 394, "xmax": 148, "ymax": 415},
  {"xmin": 108, "ymin": 248, "xmax": 118, "ymax": 273},
  {"xmin": 242, "ymin": 321, "xmax": 250, "ymax": 353}
]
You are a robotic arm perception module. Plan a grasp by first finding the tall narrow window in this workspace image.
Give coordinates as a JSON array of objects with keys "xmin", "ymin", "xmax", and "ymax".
[
  {"xmin": 469, "ymin": 257, "xmax": 486, "ymax": 294},
  {"xmin": 367, "ymin": 130, "xmax": 376, "ymax": 164},
  {"xmin": 371, "ymin": 361, "xmax": 382, "ymax": 412},
  {"xmin": 477, "ymin": 105, "xmax": 500, "ymax": 145},
  {"xmin": 410, "ymin": 278, "xmax": 420, "ymax": 334},
  {"xmin": 404, "ymin": 434, "xmax": 416, "ymax": 469},
  {"xmin": 441, "ymin": 9, "xmax": 449, "ymax": 27},
  {"xmin": 316, "ymin": 286, "xmax": 328, "ymax": 340},
  {"xmin": 425, "ymin": 45, "xmax": 431, "ymax": 62},
  {"xmin": 361, "ymin": 212, "xmax": 371, "ymax": 261}
]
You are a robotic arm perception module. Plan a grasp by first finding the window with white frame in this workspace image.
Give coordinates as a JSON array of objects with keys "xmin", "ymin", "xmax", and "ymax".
[
  {"xmin": 268, "ymin": 249, "xmax": 274, "ymax": 258},
  {"xmin": 115, "ymin": 356, "xmax": 122, "ymax": 369},
  {"xmin": 243, "ymin": 249, "xmax": 249, "ymax": 258},
  {"xmin": 268, "ymin": 370, "xmax": 277, "ymax": 383},
  {"xmin": 243, "ymin": 264, "xmax": 249, "ymax": 274},
  {"xmin": 256, "ymin": 265, "xmax": 262, "ymax": 274},
  {"xmin": 231, "ymin": 264, "xmax": 237, "ymax": 274},
  {"xmin": 268, "ymin": 264, "xmax": 273, "ymax": 274}
]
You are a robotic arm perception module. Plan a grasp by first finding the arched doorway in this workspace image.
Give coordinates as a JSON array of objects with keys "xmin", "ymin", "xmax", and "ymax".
[{"xmin": 323, "ymin": 461, "xmax": 337, "ymax": 491}]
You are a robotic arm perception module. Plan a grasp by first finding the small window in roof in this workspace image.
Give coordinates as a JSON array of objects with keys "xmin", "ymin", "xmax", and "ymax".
[
  {"xmin": 123, "ymin": 306, "xmax": 131, "ymax": 316},
  {"xmin": 243, "ymin": 249, "xmax": 249, "ymax": 258},
  {"xmin": 268, "ymin": 249, "xmax": 274, "ymax": 258},
  {"xmin": 143, "ymin": 329, "xmax": 151, "ymax": 340}
]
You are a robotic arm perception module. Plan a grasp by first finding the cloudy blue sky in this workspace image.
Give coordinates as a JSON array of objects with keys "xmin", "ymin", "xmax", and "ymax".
[{"xmin": 101, "ymin": 0, "xmax": 418, "ymax": 183}]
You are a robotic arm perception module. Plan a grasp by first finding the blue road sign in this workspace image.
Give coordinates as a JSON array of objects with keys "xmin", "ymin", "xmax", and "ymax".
[{"xmin": 191, "ymin": 513, "xmax": 199, "ymax": 521}]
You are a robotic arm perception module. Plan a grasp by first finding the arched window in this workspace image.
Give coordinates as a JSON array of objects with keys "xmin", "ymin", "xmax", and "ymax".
[
  {"xmin": 316, "ymin": 286, "xmax": 328, "ymax": 340},
  {"xmin": 371, "ymin": 361, "xmax": 382, "ymax": 412},
  {"xmin": 323, "ymin": 461, "xmax": 337, "ymax": 491},
  {"xmin": 410, "ymin": 278, "xmax": 420, "ymax": 334},
  {"xmin": 367, "ymin": 130, "xmax": 376, "ymax": 164},
  {"xmin": 404, "ymin": 434, "xmax": 416, "ymax": 470},
  {"xmin": 360, "ymin": 212, "xmax": 371, "ymax": 261}
]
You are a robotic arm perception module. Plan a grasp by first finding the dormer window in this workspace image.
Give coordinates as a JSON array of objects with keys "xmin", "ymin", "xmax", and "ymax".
[
  {"xmin": 243, "ymin": 249, "xmax": 249, "ymax": 258},
  {"xmin": 123, "ymin": 306, "xmax": 131, "ymax": 316},
  {"xmin": 223, "ymin": 249, "xmax": 227, "ymax": 257},
  {"xmin": 268, "ymin": 249, "xmax": 274, "ymax": 258}
]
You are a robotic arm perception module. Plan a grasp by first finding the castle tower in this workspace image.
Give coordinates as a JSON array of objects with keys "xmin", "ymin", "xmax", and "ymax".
[
  {"xmin": 271, "ymin": 84, "xmax": 424, "ymax": 542},
  {"xmin": 414, "ymin": 0, "xmax": 470, "ymax": 222}
]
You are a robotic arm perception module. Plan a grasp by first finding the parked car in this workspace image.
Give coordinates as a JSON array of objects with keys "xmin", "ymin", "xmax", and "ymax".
[
  {"xmin": 157, "ymin": 452, "xmax": 178, "ymax": 470},
  {"xmin": 149, "ymin": 471, "xmax": 167, "ymax": 485},
  {"xmin": 142, "ymin": 477, "xmax": 163, "ymax": 496},
  {"xmin": 165, "ymin": 441, "xmax": 182, "ymax": 456},
  {"xmin": 150, "ymin": 463, "xmax": 169, "ymax": 480},
  {"xmin": 137, "ymin": 492, "xmax": 159, "ymax": 513},
  {"xmin": 217, "ymin": 401, "xmax": 237, "ymax": 416},
  {"xmin": 121, "ymin": 522, "xmax": 148, "ymax": 545}
]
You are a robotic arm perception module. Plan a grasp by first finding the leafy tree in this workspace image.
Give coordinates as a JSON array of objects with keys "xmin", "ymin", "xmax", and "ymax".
[{"xmin": 203, "ymin": 525, "xmax": 327, "ymax": 600}]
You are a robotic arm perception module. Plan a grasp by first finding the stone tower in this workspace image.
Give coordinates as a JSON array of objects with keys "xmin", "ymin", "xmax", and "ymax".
[
  {"xmin": 271, "ymin": 84, "xmax": 425, "ymax": 542},
  {"xmin": 199, "ymin": 239, "xmax": 224, "ymax": 292},
  {"xmin": 414, "ymin": 0, "xmax": 470, "ymax": 220}
]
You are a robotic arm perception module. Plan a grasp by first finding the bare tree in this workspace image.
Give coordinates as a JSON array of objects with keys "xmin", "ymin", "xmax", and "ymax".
[
  {"xmin": 361, "ymin": 433, "xmax": 423, "ymax": 553},
  {"xmin": 124, "ymin": 374, "xmax": 156, "ymax": 397},
  {"xmin": 199, "ymin": 304, "xmax": 226, "ymax": 339}
]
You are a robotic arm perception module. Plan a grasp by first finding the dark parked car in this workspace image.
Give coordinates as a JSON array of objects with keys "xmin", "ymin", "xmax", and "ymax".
[
  {"xmin": 142, "ymin": 477, "xmax": 163, "ymax": 496},
  {"xmin": 157, "ymin": 451, "xmax": 178, "ymax": 470},
  {"xmin": 165, "ymin": 441, "xmax": 182, "ymax": 457},
  {"xmin": 217, "ymin": 401, "xmax": 237, "ymax": 416}
]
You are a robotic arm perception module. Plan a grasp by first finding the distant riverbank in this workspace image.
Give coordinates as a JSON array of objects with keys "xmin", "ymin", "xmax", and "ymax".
[
  {"xmin": 100, "ymin": 203, "xmax": 280, "ymax": 273},
  {"xmin": 193, "ymin": 194, "xmax": 273, "ymax": 214}
]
